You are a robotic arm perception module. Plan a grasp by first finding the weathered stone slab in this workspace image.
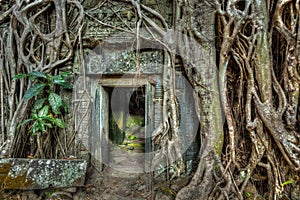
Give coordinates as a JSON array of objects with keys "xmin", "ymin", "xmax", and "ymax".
[
  {"xmin": 84, "ymin": 48, "xmax": 163, "ymax": 75},
  {"xmin": 0, "ymin": 158, "xmax": 87, "ymax": 190}
]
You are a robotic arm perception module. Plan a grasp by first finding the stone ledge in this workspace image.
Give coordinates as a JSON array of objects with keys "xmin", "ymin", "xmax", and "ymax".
[{"xmin": 0, "ymin": 158, "xmax": 87, "ymax": 190}]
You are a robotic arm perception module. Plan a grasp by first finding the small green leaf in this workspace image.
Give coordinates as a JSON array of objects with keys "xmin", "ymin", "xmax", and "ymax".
[
  {"xmin": 52, "ymin": 74, "xmax": 63, "ymax": 80},
  {"xmin": 128, "ymin": 135, "xmax": 137, "ymax": 140},
  {"xmin": 59, "ymin": 72, "xmax": 70, "ymax": 77},
  {"xmin": 38, "ymin": 105, "xmax": 49, "ymax": 117},
  {"xmin": 33, "ymin": 98, "xmax": 47, "ymax": 112},
  {"xmin": 44, "ymin": 123, "xmax": 53, "ymax": 128},
  {"xmin": 13, "ymin": 74, "xmax": 28, "ymax": 80},
  {"xmin": 41, "ymin": 115, "xmax": 56, "ymax": 123},
  {"xmin": 53, "ymin": 118, "xmax": 66, "ymax": 128},
  {"xmin": 31, "ymin": 113, "xmax": 38, "ymax": 120},
  {"xmin": 32, "ymin": 121, "xmax": 38, "ymax": 135},
  {"xmin": 18, "ymin": 119, "xmax": 33, "ymax": 128},
  {"xmin": 52, "ymin": 75, "xmax": 72, "ymax": 89},
  {"xmin": 244, "ymin": 192, "xmax": 251, "ymax": 198},
  {"xmin": 48, "ymin": 92, "xmax": 62, "ymax": 114},
  {"xmin": 281, "ymin": 179, "xmax": 294, "ymax": 187},
  {"xmin": 53, "ymin": 79, "xmax": 72, "ymax": 89},
  {"xmin": 28, "ymin": 71, "xmax": 47, "ymax": 80},
  {"xmin": 37, "ymin": 121, "xmax": 46, "ymax": 132},
  {"xmin": 42, "ymin": 115, "xmax": 65, "ymax": 128},
  {"xmin": 52, "ymin": 72, "xmax": 70, "ymax": 80},
  {"xmin": 24, "ymin": 83, "xmax": 46, "ymax": 100}
]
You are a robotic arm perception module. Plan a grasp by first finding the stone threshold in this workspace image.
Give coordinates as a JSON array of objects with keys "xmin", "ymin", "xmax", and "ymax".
[{"xmin": 0, "ymin": 158, "xmax": 87, "ymax": 190}]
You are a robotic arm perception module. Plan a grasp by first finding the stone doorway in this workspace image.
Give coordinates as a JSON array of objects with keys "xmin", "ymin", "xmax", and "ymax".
[
  {"xmin": 106, "ymin": 86, "xmax": 146, "ymax": 173},
  {"xmin": 90, "ymin": 77, "xmax": 154, "ymax": 173}
]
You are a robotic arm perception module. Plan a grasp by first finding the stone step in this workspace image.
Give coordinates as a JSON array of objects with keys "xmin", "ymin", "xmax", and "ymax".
[{"xmin": 104, "ymin": 167, "xmax": 144, "ymax": 179}]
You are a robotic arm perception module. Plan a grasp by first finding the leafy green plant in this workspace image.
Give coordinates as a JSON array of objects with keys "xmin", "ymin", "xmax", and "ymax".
[{"xmin": 14, "ymin": 71, "xmax": 71, "ymax": 135}]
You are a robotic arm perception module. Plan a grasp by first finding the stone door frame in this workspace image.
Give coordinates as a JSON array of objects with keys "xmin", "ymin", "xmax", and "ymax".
[{"xmin": 91, "ymin": 75, "xmax": 154, "ymax": 172}]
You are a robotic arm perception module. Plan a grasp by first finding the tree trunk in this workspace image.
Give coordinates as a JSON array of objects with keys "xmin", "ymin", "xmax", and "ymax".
[{"xmin": 176, "ymin": 1, "xmax": 226, "ymax": 199}]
